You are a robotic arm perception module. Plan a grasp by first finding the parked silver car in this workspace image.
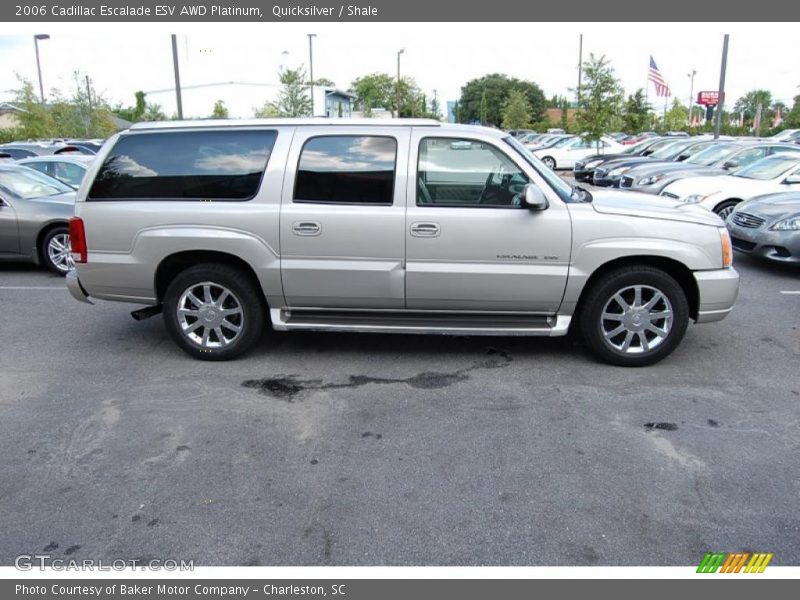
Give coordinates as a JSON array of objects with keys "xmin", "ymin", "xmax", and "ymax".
[
  {"xmin": 726, "ymin": 192, "xmax": 800, "ymax": 263},
  {"xmin": 0, "ymin": 164, "xmax": 76, "ymax": 274},
  {"xmin": 67, "ymin": 120, "xmax": 739, "ymax": 366}
]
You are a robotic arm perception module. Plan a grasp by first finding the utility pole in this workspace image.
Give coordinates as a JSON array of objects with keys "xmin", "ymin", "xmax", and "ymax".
[
  {"xmin": 687, "ymin": 70, "xmax": 696, "ymax": 126},
  {"xmin": 308, "ymin": 34, "xmax": 316, "ymax": 116},
  {"xmin": 577, "ymin": 34, "xmax": 583, "ymax": 106},
  {"xmin": 85, "ymin": 75, "xmax": 92, "ymax": 112},
  {"xmin": 713, "ymin": 34, "xmax": 729, "ymax": 140},
  {"xmin": 171, "ymin": 34, "xmax": 183, "ymax": 120},
  {"xmin": 33, "ymin": 34, "xmax": 50, "ymax": 103},
  {"xmin": 396, "ymin": 48, "xmax": 405, "ymax": 119}
]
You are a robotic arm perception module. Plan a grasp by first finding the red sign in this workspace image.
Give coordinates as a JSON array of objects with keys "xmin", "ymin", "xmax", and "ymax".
[{"xmin": 697, "ymin": 91, "xmax": 721, "ymax": 106}]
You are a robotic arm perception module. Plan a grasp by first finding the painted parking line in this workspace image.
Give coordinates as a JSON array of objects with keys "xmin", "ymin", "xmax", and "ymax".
[
  {"xmin": 780, "ymin": 291, "xmax": 800, "ymax": 295},
  {"xmin": 0, "ymin": 286, "xmax": 65, "ymax": 290}
]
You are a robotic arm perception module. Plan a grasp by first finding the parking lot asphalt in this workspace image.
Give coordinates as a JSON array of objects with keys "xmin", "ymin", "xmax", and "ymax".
[{"xmin": 1, "ymin": 254, "xmax": 799, "ymax": 567}]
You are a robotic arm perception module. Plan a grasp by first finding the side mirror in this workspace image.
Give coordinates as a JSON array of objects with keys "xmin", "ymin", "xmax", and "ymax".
[
  {"xmin": 0, "ymin": 197, "xmax": 8, "ymax": 207},
  {"xmin": 783, "ymin": 174, "xmax": 800, "ymax": 185},
  {"xmin": 722, "ymin": 161, "xmax": 736, "ymax": 169},
  {"xmin": 522, "ymin": 184, "xmax": 549, "ymax": 211}
]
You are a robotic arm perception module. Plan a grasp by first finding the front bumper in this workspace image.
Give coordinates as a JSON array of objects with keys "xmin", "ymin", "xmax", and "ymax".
[
  {"xmin": 66, "ymin": 269, "xmax": 93, "ymax": 304},
  {"xmin": 592, "ymin": 170, "xmax": 622, "ymax": 187},
  {"xmin": 726, "ymin": 220, "xmax": 800, "ymax": 264},
  {"xmin": 693, "ymin": 267, "xmax": 739, "ymax": 323}
]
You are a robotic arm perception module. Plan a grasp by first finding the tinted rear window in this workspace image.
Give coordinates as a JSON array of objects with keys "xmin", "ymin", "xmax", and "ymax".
[
  {"xmin": 294, "ymin": 135, "xmax": 397, "ymax": 205},
  {"xmin": 88, "ymin": 130, "xmax": 277, "ymax": 201}
]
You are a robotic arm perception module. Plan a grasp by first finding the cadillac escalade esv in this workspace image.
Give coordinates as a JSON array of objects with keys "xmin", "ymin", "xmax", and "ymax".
[{"xmin": 66, "ymin": 119, "xmax": 739, "ymax": 366}]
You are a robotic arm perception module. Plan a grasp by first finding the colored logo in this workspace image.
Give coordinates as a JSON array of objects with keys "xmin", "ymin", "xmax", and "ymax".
[{"xmin": 697, "ymin": 552, "xmax": 773, "ymax": 573}]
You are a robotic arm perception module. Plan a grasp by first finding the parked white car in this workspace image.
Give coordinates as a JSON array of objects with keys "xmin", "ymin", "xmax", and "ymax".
[
  {"xmin": 533, "ymin": 136, "xmax": 623, "ymax": 170},
  {"xmin": 660, "ymin": 153, "xmax": 800, "ymax": 219}
]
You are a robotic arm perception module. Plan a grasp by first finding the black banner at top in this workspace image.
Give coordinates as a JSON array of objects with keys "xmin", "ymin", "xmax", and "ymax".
[{"xmin": 3, "ymin": 0, "xmax": 800, "ymax": 22}]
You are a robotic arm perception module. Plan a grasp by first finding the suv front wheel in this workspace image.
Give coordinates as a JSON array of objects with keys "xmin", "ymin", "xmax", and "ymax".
[
  {"xmin": 163, "ymin": 264, "xmax": 266, "ymax": 360},
  {"xmin": 578, "ymin": 266, "xmax": 690, "ymax": 367}
]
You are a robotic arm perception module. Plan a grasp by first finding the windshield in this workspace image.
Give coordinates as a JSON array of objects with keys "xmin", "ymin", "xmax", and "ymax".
[
  {"xmin": 734, "ymin": 156, "xmax": 800, "ymax": 180},
  {"xmin": 622, "ymin": 139, "xmax": 653, "ymax": 155},
  {"xmin": 651, "ymin": 140, "xmax": 694, "ymax": 159},
  {"xmin": 0, "ymin": 168, "xmax": 71, "ymax": 199},
  {"xmin": 685, "ymin": 144, "xmax": 738, "ymax": 166},
  {"xmin": 505, "ymin": 136, "xmax": 573, "ymax": 202},
  {"xmin": 552, "ymin": 136, "xmax": 576, "ymax": 148}
]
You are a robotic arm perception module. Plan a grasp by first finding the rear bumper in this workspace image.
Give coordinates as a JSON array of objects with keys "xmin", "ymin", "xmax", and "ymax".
[
  {"xmin": 693, "ymin": 267, "xmax": 739, "ymax": 323},
  {"xmin": 66, "ymin": 269, "xmax": 93, "ymax": 304}
]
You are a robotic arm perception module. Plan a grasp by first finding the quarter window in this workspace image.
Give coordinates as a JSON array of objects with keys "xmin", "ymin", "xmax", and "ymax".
[
  {"xmin": 417, "ymin": 138, "xmax": 529, "ymax": 207},
  {"xmin": 294, "ymin": 135, "xmax": 397, "ymax": 204},
  {"xmin": 88, "ymin": 130, "xmax": 277, "ymax": 201}
]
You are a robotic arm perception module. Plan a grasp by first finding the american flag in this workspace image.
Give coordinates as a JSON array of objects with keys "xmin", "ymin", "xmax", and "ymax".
[{"xmin": 648, "ymin": 56, "xmax": 671, "ymax": 97}]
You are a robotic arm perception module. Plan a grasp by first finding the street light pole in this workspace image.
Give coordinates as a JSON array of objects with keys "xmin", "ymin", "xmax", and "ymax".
[
  {"xmin": 577, "ymin": 34, "xmax": 583, "ymax": 106},
  {"xmin": 687, "ymin": 70, "xmax": 696, "ymax": 126},
  {"xmin": 33, "ymin": 34, "xmax": 50, "ymax": 104},
  {"xmin": 171, "ymin": 34, "xmax": 183, "ymax": 120},
  {"xmin": 307, "ymin": 34, "xmax": 316, "ymax": 117},
  {"xmin": 396, "ymin": 49, "xmax": 404, "ymax": 119},
  {"xmin": 713, "ymin": 34, "xmax": 729, "ymax": 140}
]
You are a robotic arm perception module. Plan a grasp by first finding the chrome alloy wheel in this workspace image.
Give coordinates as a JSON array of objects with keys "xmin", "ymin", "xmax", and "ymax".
[
  {"xmin": 177, "ymin": 282, "xmax": 244, "ymax": 349},
  {"xmin": 600, "ymin": 285, "xmax": 673, "ymax": 354},
  {"xmin": 47, "ymin": 233, "xmax": 74, "ymax": 273}
]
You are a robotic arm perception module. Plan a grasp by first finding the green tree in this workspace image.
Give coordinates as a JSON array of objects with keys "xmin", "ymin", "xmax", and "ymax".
[
  {"xmin": 663, "ymin": 98, "xmax": 689, "ymax": 131},
  {"xmin": 575, "ymin": 54, "xmax": 624, "ymax": 150},
  {"xmin": 254, "ymin": 102, "xmax": 280, "ymax": 118},
  {"xmin": 501, "ymin": 89, "xmax": 533, "ymax": 130},
  {"xmin": 12, "ymin": 78, "xmax": 55, "ymax": 139},
  {"xmin": 309, "ymin": 77, "xmax": 335, "ymax": 87},
  {"xmin": 458, "ymin": 73, "xmax": 547, "ymax": 127},
  {"xmin": 277, "ymin": 67, "xmax": 312, "ymax": 117},
  {"xmin": 211, "ymin": 100, "xmax": 229, "ymax": 118},
  {"xmin": 622, "ymin": 89, "xmax": 650, "ymax": 133},
  {"xmin": 429, "ymin": 95, "xmax": 441, "ymax": 120},
  {"xmin": 733, "ymin": 89, "xmax": 773, "ymax": 127},
  {"xmin": 350, "ymin": 73, "xmax": 396, "ymax": 116},
  {"xmin": 43, "ymin": 72, "xmax": 117, "ymax": 138},
  {"xmin": 784, "ymin": 95, "xmax": 800, "ymax": 128}
]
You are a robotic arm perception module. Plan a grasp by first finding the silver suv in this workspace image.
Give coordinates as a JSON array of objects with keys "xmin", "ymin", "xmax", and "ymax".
[{"xmin": 66, "ymin": 119, "xmax": 739, "ymax": 366}]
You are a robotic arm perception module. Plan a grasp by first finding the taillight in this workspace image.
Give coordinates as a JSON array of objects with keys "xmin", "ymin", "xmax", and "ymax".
[{"xmin": 69, "ymin": 216, "xmax": 87, "ymax": 263}]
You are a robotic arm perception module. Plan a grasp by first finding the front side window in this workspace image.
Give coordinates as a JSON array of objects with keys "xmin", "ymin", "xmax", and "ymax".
[
  {"xmin": 417, "ymin": 138, "xmax": 529, "ymax": 207},
  {"xmin": 53, "ymin": 162, "xmax": 87, "ymax": 187},
  {"xmin": 88, "ymin": 129, "xmax": 277, "ymax": 201},
  {"xmin": 294, "ymin": 135, "xmax": 397, "ymax": 205},
  {"xmin": 734, "ymin": 156, "xmax": 800, "ymax": 180}
]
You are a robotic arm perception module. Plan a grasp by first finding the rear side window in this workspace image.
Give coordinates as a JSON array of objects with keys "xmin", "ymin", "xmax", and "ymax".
[
  {"xmin": 294, "ymin": 135, "xmax": 397, "ymax": 205},
  {"xmin": 88, "ymin": 130, "xmax": 277, "ymax": 201}
]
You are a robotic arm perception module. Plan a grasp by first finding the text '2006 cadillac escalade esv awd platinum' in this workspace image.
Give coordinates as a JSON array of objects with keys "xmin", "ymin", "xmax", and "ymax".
[{"xmin": 66, "ymin": 119, "xmax": 739, "ymax": 366}]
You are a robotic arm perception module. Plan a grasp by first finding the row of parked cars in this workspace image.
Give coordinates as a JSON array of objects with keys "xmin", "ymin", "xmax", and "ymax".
[
  {"xmin": 512, "ymin": 130, "xmax": 800, "ymax": 265},
  {"xmin": 0, "ymin": 140, "xmax": 98, "ymax": 274}
]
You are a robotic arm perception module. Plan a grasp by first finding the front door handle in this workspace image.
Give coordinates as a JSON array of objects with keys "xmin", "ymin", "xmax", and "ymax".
[
  {"xmin": 292, "ymin": 221, "xmax": 321, "ymax": 236},
  {"xmin": 410, "ymin": 222, "xmax": 440, "ymax": 237}
]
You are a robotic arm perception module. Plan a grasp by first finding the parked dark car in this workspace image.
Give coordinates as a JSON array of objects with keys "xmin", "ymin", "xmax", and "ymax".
[{"xmin": 573, "ymin": 137, "xmax": 667, "ymax": 182}]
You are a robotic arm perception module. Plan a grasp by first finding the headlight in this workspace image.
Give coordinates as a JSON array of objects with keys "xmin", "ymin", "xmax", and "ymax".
[
  {"xmin": 771, "ymin": 215, "xmax": 800, "ymax": 231},
  {"xmin": 640, "ymin": 174, "xmax": 664, "ymax": 186},
  {"xmin": 608, "ymin": 166, "xmax": 630, "ymax": 177},
  {"xmin": 682, "ymin": 191, "xmax": 720, "ymax": 204}
]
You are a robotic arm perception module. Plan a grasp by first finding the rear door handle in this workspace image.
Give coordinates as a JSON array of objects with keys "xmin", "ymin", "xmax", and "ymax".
[
  {"xmin": 292, "ymin": 221, "xmax": 321, "ymax": 236},
  {"xmin": 410, "ymin": 222, "xmax": 440, "ymax": 237}
]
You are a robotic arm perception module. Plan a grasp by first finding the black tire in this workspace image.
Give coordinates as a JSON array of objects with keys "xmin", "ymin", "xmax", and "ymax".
[
  {"xmin": 163, "ymin": 263, "xmax": 266, "ymax": 361},
  {"xmin": 542, "ymin": 156, "xmax": 556, "ymax": 169},
  {"xmin": 713, "ymin": 199, "xmax": 738, "ymax": 220},
  {"xmin": 40, "ymin": 226, "xmax": 72, "ymax": 276},
  {"xmin": 578, "ymin": 266, "xmax": 690, "ymax": 367}
]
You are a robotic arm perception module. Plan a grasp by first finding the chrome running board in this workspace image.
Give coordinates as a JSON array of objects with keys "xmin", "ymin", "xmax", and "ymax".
[{"xmin": 270, "ymin": 308, "xmax": 571, "ymax": 337}]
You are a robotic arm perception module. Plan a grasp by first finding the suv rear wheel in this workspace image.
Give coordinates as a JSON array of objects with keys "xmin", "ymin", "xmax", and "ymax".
[
  {"xmin": 578, "ymin": 266, "xmax": 689, "ymax": 367},
  {"xmin": 163, "ymin": 264, "xmax": 266, "ymax": 360}
]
